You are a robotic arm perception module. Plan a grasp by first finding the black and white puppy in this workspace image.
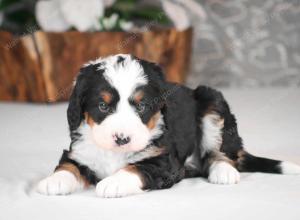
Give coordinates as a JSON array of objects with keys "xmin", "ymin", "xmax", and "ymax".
[{"xmin": 37, "ymin": 54, "xmax": 300, "ymax": 198}]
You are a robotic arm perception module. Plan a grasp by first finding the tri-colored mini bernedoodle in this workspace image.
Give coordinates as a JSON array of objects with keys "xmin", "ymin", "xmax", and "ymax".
[{"xmin": 37, "ymin": 54, "xmax": 300, "ymax": 198}]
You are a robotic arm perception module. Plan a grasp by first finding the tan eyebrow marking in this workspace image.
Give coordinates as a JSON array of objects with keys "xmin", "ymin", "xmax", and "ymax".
[
  {"xmin": 100, "ymin": 91, "xmax": 112, "ymax": 104},
  {"xmin": 133, "ymin": 90, "xmax": 144, "ymax": 104}
]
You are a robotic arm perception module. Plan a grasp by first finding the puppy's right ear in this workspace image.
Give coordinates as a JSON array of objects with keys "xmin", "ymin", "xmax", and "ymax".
[{"xmin": 67, "ymin": 66, "xmax": 90, "ymax": 131}]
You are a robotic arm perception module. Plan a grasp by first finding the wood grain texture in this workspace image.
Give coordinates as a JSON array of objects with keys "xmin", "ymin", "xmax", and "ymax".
[
  {"xmin": 0, "ymin": 28, "xmax": 192, "ymax": 102},
  {"xmin": 0, "ymin": 32, "xmax": 47, "ymax": 101}
]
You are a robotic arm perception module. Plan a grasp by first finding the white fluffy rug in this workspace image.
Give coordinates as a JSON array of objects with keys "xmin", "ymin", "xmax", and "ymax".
[{"xmin": 1, "ymin": 89, "xmax": 300, "ymax": 220}]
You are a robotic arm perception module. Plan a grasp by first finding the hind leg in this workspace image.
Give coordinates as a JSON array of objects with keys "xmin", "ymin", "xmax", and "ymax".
[
  {"xmin": 201, "ymin": 113, "xmax": 240, "ymax": 184},
  {"xmin": 194, "ymin": 86, "xmax": 300, "ymax": 179},
  {"xmin": 194, "ymin": 86, "xmax": 242, "ymax": 184}
]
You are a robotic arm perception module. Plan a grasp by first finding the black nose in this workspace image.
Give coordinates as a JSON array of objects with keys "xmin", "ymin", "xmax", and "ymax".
[{"xmin": 114, "ymin": 134, "xmax": 131, "ymax": 146}]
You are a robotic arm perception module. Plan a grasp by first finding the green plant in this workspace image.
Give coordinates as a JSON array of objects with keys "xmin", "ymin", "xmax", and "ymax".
[
  {"xmin": 0, "ymin": 0, "xmax": 169, "ymax": 34},
  {"xmin": 105, "ymin": 0, "xmax": 169, "ymax": 25}
]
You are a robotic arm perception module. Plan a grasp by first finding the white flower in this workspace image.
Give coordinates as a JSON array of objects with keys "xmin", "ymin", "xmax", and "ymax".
[
  {"xmin": 175, "ymin": 0, "xmax": 206, "ymax": 20},
  {"xmin": 35, "ymin": 0, "xmax": 104, "ymax": 32},
  {"xmin": 60, "ymin": 0, "xmax": 104, "ymax": 32},
  {"xmin": 119, "ymin": 20, "xmax": 133, "ymax": 31},
  {"xmin": 161, "ymin": 0, "xmax": 190, "ymax": 31},
  {"xmin": 102, "ymin": 13, "xmax": 118, "ymax": 30},
  {"xmin": 92, "ymin": 18, "xmax": 103, "ymax": 31},
  {"xmin": 36, "ymin": 0, "xmax": 70, "ymax": 31},
  {"xmin": 103, "ymin": 0, "xmax": 116, "ymax": 8}
]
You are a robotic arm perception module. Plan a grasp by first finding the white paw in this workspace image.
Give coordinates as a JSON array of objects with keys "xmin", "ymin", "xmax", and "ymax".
[
  {"xmin": 36, "ymin": 171, "xmax": 81, "ymax": 195},
  {"xmin": 208, "ymin": 161, "xmax": 240, "ymax": 185},
  {"xmin": 96, "ymin": 170, "xmax": 144, "ymax": 198}
]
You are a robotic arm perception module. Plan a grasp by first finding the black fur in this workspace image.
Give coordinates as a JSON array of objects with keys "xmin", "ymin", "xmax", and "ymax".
[
  {"xmin": 135, "ymin": 154, "xmax": 185, "ymax": 190},
  {"xmin": 134, "ymin": 83, "xmax": 198, "ymax": 189},
  {"xmin": 237, "ymin": 152, "xmax": 281, "ymax": 173},
  {"xmin": 117, "ymin": 55, "xmax": 125, "ymax": 64}
]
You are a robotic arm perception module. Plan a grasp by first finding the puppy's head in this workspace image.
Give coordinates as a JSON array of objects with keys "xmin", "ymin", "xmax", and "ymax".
[{"xmin": 68, "ymin": 54, "xmax": 166, "ymax": 152}]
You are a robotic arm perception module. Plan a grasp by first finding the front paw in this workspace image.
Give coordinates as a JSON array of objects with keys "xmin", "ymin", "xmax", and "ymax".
[
  {"xmin": 37, "ymin": 171, "xmax": 81, "ymax": 195},
  {"xmin": 96, "ymin": 170, "xmax": 144, "ymax": 198},
  {"xmin": 208, "ymin": 161, "xmax": 240, "ymax": 185}
]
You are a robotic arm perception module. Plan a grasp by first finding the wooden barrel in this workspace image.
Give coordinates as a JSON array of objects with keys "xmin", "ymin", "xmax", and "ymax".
[{"xmin": 0, "ymin": 28, "xmax": 192, "ymax": 102}]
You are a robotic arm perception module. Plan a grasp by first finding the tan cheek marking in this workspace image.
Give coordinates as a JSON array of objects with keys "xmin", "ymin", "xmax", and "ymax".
[
  {"xmin": 84, "ymin": 112, "xmax": 95, "ymax": 127},
  {"xmin": 147, "ymin": 112, "xmax": 161, "ymax": 130},
  {"xmin": 100, "ymin": 91, "xmax": 112, "ymax": 104},
  {"xmin": 56, "ymin": 163, "xmax": 89, "ymax": 187}
]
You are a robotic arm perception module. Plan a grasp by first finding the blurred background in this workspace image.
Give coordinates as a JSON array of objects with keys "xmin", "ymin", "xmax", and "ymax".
[
  {"xmin": 188, "ymin": 0, "xmax": 300, "ymax": 88},
  {"xmin": 1, "ymin": 0, "xmax": 299, "ymax": 103}
]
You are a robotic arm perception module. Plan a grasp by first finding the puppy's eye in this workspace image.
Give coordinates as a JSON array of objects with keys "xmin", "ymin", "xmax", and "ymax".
[
  {"xmin": 99, "ymin": 102, "xmax": 110, "ymax": 113},
  {"xmin": 136, "ymin": 102, "xmax": 146, "ymax": 113}
]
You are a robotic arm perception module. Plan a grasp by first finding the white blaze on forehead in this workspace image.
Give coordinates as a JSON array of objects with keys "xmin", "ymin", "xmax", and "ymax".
[{"xmin": 98, "ymin": 55, "xmax": 148, "ymax": 98}]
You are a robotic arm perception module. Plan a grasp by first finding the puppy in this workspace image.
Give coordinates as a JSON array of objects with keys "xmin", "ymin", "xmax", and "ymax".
[{"xmin": 37, "ymin": 54, "xmax": 300, "ymax": 198}]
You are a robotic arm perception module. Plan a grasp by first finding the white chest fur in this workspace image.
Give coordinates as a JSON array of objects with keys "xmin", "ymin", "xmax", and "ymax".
[{"xmin": 69, "ymin": 124, "xmax": 133, "ymax": 179}]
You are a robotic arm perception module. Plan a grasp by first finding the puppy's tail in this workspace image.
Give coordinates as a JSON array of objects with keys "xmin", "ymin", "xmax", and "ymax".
[{"xmin": 237, "ymin": 150, "xmax": 300, "ymax": 175}]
